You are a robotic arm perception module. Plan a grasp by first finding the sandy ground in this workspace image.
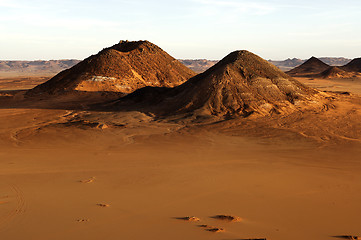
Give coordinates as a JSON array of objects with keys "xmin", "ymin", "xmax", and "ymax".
[
  {"xmin": 0, "ymin": 77, "xmax": 361, "ymax": 240},
  {"xmin": 297, "ymin": 77, "xmax": 361, "ymax": 95},
  {"xmin": 0, "ymin": 77, "xmax": 50, "ymax": 91}
]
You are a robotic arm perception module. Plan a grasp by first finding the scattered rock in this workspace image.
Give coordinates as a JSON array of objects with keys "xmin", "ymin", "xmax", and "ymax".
[{"xmin": 97, "ymin": 123, "xmax": 109, "ymax": 129}]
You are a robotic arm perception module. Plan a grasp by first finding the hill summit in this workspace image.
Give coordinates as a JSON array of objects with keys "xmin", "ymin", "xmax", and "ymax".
[
  {"xmin": 286, "ymin": 56, "xmax": 330, "ymax": 77},
  {"xmin": 114, "ymin": 50, "xmax": 319, "ymax": 117},
  {"xmin": 27, "ymin": 40, "xmax": 195, "ymax": 96}
]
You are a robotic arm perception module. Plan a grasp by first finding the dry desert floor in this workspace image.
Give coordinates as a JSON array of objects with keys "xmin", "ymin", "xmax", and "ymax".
[{"xmin": 0, "ymin": 77, "xmax": 361, "ymax": 240}]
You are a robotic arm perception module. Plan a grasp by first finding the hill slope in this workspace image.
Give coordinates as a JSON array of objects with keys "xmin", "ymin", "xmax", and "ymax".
[
  {"xmin": 319, "ymin": 66, "xmax": 357, "ymax": 79},
  {"xmin": 342, "ymin": 58, "xmax": 361, "ymax": 73}
]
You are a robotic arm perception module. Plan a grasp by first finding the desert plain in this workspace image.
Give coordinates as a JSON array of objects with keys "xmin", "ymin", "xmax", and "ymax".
[{"xmin": 1, "ymin": 46, "xmax": 361, "ymax": 240}]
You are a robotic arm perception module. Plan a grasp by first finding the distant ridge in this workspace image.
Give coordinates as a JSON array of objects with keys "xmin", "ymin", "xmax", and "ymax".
[
  {"xmin": 112, "ymin": 50, "xmax": 319, "ymax": 118},
  {"xmin": 269, "ymin": 58, "xmax": 305, "ymax": 71},
  {"xmin": 0, "ymin": 60, "xmax": 81, "ymax": 77},
  {"xmin": 26, "ymin": 40, "xmax": 195, "ymax": 96},
  {"xmin": 178, "ymin": 59, "xmax": 218, "ymax": 73},
  {"xmin": 286, "ymin": 57, "xmax": 330, "ymax": 77},
  {"xmin": 1, "ymin": 57, "xmax": 354, "ymax": 77}
]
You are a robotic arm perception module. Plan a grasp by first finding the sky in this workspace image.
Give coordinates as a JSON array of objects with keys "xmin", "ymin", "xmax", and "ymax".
[{"xmin": 0, "ymin": 0, "xmax": 361, "ymax": 60}]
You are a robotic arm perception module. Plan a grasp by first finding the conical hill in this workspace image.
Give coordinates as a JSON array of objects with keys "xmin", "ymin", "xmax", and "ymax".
[
  {"xmin": 114, "ymin": 50, "xmax": 319, "ymax": 117},
  {"xmin": 27, "ymin": 40, "xmax": 196, "ymax": 96}
]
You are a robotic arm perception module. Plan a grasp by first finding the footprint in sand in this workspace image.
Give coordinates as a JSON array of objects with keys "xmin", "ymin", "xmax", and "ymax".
[
  {"xmin": 175, "ymin": 215, "xmax": 241, "ymax": 233},
  {"xmin": 198, "ymin": 225, "xmax": 225, "ymax": 233},
  {"xmin": 79, "ymin": 177, "xmax": 96, "ymax": 184},
  {"xmin": 239, "ymin": 238, "xmax": 267, "ymax": 240},
  {"xmin": 96, "ymin": 203, "xmax": 110, "ymax": 207},
  {"xmin": 334, "ymin": 236, "xmax": 360, "ymax": 240},
  {"xmin": 175, "ymin": 216, "xmax": 200, "ymax": 222},
  {"xmin": 211, "ymin": 214, "xmax": 242, "ymax": 222},
  {"xmin": 77, "ymin": 219, "xmax": 90, "ymax": 222}
]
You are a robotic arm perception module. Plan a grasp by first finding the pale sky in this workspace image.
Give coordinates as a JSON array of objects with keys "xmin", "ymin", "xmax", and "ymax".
[{"xmin": 1, "ymin": 0, "xmax": 360, "ymax": 60}]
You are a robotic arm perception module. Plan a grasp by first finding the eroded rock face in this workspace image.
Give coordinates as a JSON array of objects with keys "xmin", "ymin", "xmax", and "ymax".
[{"xmin": 27, "ymin": 41, "xmax": 196, "ymax": 96}]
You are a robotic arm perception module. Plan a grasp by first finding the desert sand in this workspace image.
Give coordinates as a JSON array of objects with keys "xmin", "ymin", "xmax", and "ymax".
[
  {"xmin": 0, "ymin": 76, "xmax": 50, "ymax": 91},
  {"xmin": 1, "ymin": 44, "xmax": 361, "ymax": 240},
  {"xmin": 0, "ymin": 76, "xmax": 361, "ymax": 240}
]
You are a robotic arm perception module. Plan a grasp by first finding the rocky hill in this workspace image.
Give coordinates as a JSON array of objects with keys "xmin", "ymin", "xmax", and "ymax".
[
  {"xmin": 112, "ymin": 50, "xmax": 320, "ymax": 118},
  {"xmin": 26, "ymin": 41, "xmax": 196, "ymax": 96},
  {"xmin": 286, "ymin": 57, "xmax": 330, "ymax": 77}
]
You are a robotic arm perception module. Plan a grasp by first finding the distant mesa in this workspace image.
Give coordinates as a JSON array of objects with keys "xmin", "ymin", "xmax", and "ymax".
[
  {"xmin": 342, "ymin": 58, "xmax": 361, "ymax": 73},
  {"xmin": 111, "ymin": 50, "xmax": 320, "ymax": 118},
  {"xmin": 26, "ymin": 40, "xmax": 196, "ymax": 96},
  {"xmin": 269, "ymin": 58, "xmax": 305, "ymax": 72},
  {"xmin": 286, "ymin": 56, "xmax": 330, "ymax": 77},
  {"xmin": 0, "ymin": 59, "xmax": 81, "ymax": 76},
  {"xmin": 179, "ymin": 59, "xmax": 219, "ymax": 73}
]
